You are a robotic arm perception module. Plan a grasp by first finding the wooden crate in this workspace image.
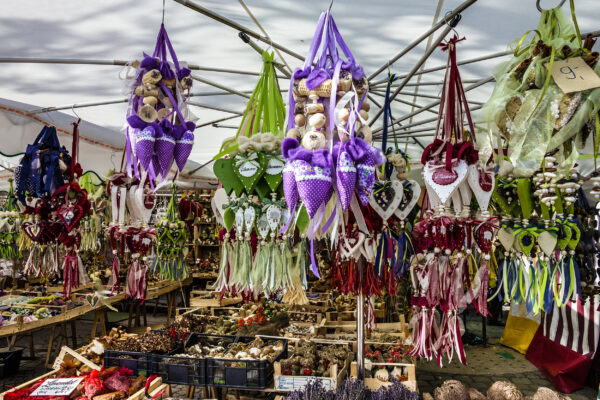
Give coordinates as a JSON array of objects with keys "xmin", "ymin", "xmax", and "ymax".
[
  {"xmin": 350, "ymin": 360, "xmax": 417, "ymax": 392},
  {"xmin": 53, "ymin": 346, "xmax": 100, "ymax": 371},
  {"xmin": 273, "ymin": 352, "xmax": 353, "ymax": 392},
  {"xmin": 189, "ymin": 290, "xmax": 242, "ymax": 308}
]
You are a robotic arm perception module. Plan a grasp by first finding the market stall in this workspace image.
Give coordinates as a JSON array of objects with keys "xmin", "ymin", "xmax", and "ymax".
[{"xmin": 1, "ymin": 0, "xmax": 600, "ymax": 399}]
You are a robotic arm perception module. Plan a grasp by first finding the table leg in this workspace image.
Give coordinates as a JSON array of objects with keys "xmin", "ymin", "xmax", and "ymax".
[
  {"xmin": 142, "ymin": 303, "xmax": 147, "ymax": 326},
  {"xmin": 70, "ymin": 320, "xmax": 77, "ymax": 348},
  {"xmin": 45, "ymin": 326, "xmax": 56, "ymax": 368},
  {"xmin": 128, "ymin": 301, "xmax": 134, "ymax": 329},
  {"xmin": 29, "ymin": 333, "xmax": 35, "ymax": 358}
]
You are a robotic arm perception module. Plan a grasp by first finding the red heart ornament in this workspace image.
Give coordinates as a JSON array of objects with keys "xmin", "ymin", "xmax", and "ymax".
[
  {"xmin": 57, "ymin": 204, "xmax": 84, "ymax": 232},
  {"xmin": 23, "ymin": 221, "xmax": 43, "ymax": 241}
]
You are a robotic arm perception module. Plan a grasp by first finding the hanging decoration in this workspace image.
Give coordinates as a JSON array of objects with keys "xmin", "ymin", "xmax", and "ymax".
[
  {"xmin": 408, "ymin": 35, "xmax": 498, "ymax": 366},
  {"xmin": 282, "ymin": 10, "xmax": 384, "ymax": 281},
  {"xmin": 151, "ymin": 185, "xmax": 188, "ymax": 280},
  {"xmin": 0, "ymin": 179, "xmax": 22, "ymax": 261},
  {"xmin": 124, "ymin": 23, "xmax": 196, "ymax": 186}
]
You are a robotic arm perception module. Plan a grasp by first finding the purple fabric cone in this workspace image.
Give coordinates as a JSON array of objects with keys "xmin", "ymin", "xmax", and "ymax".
[
  {"xmin": 356, "ymin": 141, "xmax": 385, "ymax": 205},
  {"xmin": 135, "ymin": 126, "xmax": 156, "ymax": 171},
  {"xmin": 282, "ymin": 161, "xmax": 299, "ymax": 212},
  {"xmin": 335, "ymin": 146, "xmax": 356, "ymax": 211},
  {"xmin": 293, "ymin": 159, "xmax": 332, "ymax": 218},
  {"xmin": 174, "ymin": 130, "xmax": 194, "ymax": 172},
  {"xmin": 154, "ymin": 131, "xmax": 175, "ymax": 177}
]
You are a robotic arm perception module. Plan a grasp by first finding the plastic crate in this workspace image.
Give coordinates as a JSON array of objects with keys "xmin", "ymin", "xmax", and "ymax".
[
  {"xmin": 104, "ymin": 350, "xmax": 155, "ymax": 376},
  {"xmin": 153, "ymin": 354, "xmax": 206, "ymax": 386},
  {"xmin": 186, "ymin": 333, "xmax": 288, "ymax": 389},
  {"xmin": 0, "ymin": 347, "xmax": 23, "ymax": 378}
]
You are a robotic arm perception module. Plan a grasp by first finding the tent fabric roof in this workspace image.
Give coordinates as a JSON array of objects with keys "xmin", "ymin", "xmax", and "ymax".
[{"xmin": 0, "ymin": 0, "xmax": 598, "ymax": 178}]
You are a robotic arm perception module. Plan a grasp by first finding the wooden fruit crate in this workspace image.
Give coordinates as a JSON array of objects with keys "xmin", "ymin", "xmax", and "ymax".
[
  {"xmin": 350, "ymin": 360, "xmax": 417, "ymax": 392},
  {"xmin": 189, "ymin": 290, "xmax": 242, "ymax": 308},
  {"xmin": 53, "ymin": 345, "xmax": 101, "ymax": 371},
  {"xmin": 273, "ymin": 352, "xmax": 353, "ymax": 391}
]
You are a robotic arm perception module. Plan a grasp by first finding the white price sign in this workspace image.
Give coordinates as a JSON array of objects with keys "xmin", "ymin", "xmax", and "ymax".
[{"xmin": 30, "ymin": 378, "xmax": 84, "ymax": 397}]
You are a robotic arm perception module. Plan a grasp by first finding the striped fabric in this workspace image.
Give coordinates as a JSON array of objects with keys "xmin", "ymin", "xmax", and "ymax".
[{"xmin": 542, "ymin": 295, "xmax": 600, "ymax": 357}]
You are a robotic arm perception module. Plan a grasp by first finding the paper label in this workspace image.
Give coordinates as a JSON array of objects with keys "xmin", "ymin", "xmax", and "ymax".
[
  {"xmin": 547, "ymin": 57, "xmax": 600, "ymax": 93},
  {"xmin": 30, "ymin": 378, "xmax": 84, "ymax": 397},
  {"xmin": 266, "ymin": 158, "xmax": 284, "ymax": 175},
  {"xmin": 238, "ymin": 162, "xmax": 259, "ymax": 177}
]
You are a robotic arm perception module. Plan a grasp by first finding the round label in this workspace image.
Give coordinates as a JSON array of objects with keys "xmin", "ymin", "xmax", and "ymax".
[
  {"xmin": 238, "ymin": 161, "xmax": 259, "ymax": 178},
  {"xmin": 266, "ymin": 158, "xmax": 284, "ymax": 175}
]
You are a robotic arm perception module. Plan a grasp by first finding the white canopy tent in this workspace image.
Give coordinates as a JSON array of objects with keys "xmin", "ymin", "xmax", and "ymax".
[{"xmin": 0, "ymin": 0, "xmax": 598, "ymax": 183}]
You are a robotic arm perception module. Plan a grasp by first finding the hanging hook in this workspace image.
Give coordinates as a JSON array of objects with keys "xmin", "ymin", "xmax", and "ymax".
[
  {"xmin": 162, "ymin": 0, "xmax": 166, "ymax": 24},
  {"xmin": 71, "ymin": 104, "xmax": 81, "ymax": 121},
  {"xmin": 328, "ymin": 0, "xmax": 334, "ymax": 12},
  {"xmin": 536, "ymin": 0, "xmax": 566, "ymax": 12}
]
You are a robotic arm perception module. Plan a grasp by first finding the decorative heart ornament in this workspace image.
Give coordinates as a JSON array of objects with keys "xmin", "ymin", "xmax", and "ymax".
[
  {"xmin": 538, "ymin": 230, "xmax": 557, "ymax": 257},
  {"xmin": 422, "ymin": 160, "xmax": 468, "ymax": 205},
  {"xmin": 257, "ymin": 213, "xmax": 270, "ymax": 239},
  {"xmin": 266, "ymin": 204, "xmax": 282, "ymax": 232},
  {"xmin": 369, "ymin": 180, "xmax": 404, "ymax": 221},
  {"xmin": 394, "ymin": 180, "xmax": 421, "ymax": 220},
  {"xmin": 85, "ymin": 293, "xmax": 99, "ymax": 307},
  {"xmin": 233, "ymin": 152, "xmax": 267, "ymax": 195},
  {"xmin": 213, "ymin": 158, "xmax": 245, "ymax": 196},
  {"xmin": 467, "ymin": 164, "xmax": 495, "ymax": 211},
  {"xmin": 263, "ymin": 154, "xmax": 285, "ymax": 191},
  {"xmin": 57, "ymin": 203, "xmax": 84, "ymax": 232},
  {"xmin": 497, "ymin": 227, "xmax": 515, "ymax": 250},
  {"xmin": 211, "ymin": 188, "xmax": 228, "ymax": 227},
  {"xmin": 23, "ymin": 221, "xmax": 43, "ymax": 241}
]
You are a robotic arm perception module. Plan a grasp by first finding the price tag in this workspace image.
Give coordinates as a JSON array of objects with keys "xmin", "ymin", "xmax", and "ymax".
[
  {"xmin": 547, "ymin": 57, "xmax": 600, "ymax": 93},
  {"xmin": 30, "ymin": 378, "xmax": 84, "ymax": 397}
]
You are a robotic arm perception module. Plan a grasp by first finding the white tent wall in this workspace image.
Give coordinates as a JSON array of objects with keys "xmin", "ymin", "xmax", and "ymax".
[{"xmin": 0, "ymin": 0, "xmax": 598, "ymax": 180}]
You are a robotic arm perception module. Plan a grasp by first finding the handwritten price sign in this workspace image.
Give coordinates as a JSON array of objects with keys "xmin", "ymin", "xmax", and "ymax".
[{"xmin": 547, "ymin": 57, "xmax": 600, "ymax": 93}]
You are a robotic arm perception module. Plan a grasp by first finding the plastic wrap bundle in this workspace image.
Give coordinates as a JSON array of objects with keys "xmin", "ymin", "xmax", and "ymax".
[
  {"xmin": 124, "ymin": 23, "xmax": 196, "ymax": 186},
  {"xmin": 478, "ymin": 2, "xmax": 600, "ymax": 178}
]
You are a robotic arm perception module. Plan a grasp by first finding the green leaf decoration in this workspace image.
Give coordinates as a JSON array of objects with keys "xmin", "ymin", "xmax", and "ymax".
[
  {"xmin": 214, "ymin": 157, "xmax": 245, "ymax": 196},
  {"xmin": 263, "ymin": 153, "xmax": 285, "ymax": 191},
  {"xmin": 223, "ymin": 207, "xmax": 235, "ymax": 232},
  {"xmin": 557, "ymin": 224, "xmax": 572, "ymax": 251},
  {"xmin": 233, "ymin": 152, "xmax": 267, "ymax": 195},
  {"xmin": 255, "ymin": 179, "xmax": 271, "ymax": 199},
  {"xmin": 567, "ymin": 222, "xmax": 581, "ymax": 250},
  {"xmin": 295, "ymin": 205, "xmax": 310, "ymax": 234}
]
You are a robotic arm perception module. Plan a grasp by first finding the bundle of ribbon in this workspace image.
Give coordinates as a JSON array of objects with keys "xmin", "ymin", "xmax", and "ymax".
[
  {"xmin": 409, "ymin": 36, "xmax": 498, "ymax": 366},
  {"xmin": 124, "ymin": 23, "xmax": 196, "ymax": 187},
  {"xmin": 151, "ymin": 185, "xmax": 188, "ymax": 281}
]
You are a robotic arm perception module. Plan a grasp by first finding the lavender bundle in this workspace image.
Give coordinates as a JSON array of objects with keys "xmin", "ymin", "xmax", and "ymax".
[{"xmin": 285, "ymin": 379, "xmax": 418, "ymax": 400}]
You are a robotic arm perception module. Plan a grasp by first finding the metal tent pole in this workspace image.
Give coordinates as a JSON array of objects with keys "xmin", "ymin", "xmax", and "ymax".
[
  {"xmin": 191, "ymin": 75, "xmax": 251, "ymax": 99},
  {"xmin": 195, "ymin": 114, "xmax": 241, "ymax": 129},
  {"xmin": 367, "ymin": 0, "xmax": 477, "ymax": 81},
  {"xmin": 369, "ymin": 24, "xmax": 453, "ymax": 126},
  {"xmin": 356, "ymin": 258, "xmax": 365, "ymax": 380},
  {"xmin": 173, "ymin": 0, "xmax": 305, "ymax": 61},
  {"xmin": 238, "ymin": 32, "xmax": 291, "ymax": 78},
  {"xmin": 187, "ymin": 101, "xmax": 243, "ymax": 115},
  {"xmin": 372, "ymin": 77, "xmax": 492, "ymax": 136}
]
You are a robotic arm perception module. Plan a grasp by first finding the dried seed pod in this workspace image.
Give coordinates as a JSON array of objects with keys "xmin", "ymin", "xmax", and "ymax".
[
  {"xmin": 138, "ymin": 105, "xmax": 158, "ymax": 123},
  {"xmin": 306, "ymin": 103, "xmax": 324, "ymax": 114},
  {"xmin": 359, "ymin": 109, "xmax": 369, "ymax": 121},
  {"xmin": 157, "ymin": 108, "xmax": 172, "ymax": 121},
  {"xmin": 163, "ymin": 79, "xmax": 176, "ymax": 88},
  {"xmin": 309, "ymin": 113, "xmax": 326, "ymax": 129},
  {"xmin": 143, "ymin": 96, "xmax": 158, "ymax": 106},
  {"xmin": 142, "ymin": 69, "xmax": 162, "ymax": 85},
  {"xmin": 287, "ymin": 128, "xmax": 301, "ymax": 141},
  {"xmin": 135, "ymin": 85, "xmax": 158, "ymax": 97},
  {"xmin": 361, "ymin": 102, "xmax": 370, "ymax": 112},
  {"xmin": 295, "ymin": 114, "xmax": 306, "ymax": 127},
  {"xmin": 181, "ymin": 76, "xmax": 193, "ymax": 90}
]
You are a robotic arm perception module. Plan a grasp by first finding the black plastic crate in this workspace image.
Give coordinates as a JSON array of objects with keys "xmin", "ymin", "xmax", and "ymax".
[
  {"xmin": 186, "ymin": 333, "xmax": 287, "ymax": 389},
  {"xmin": 104, "ymin": 350, "xmax": 155, "ymax": 376},
  {"xmin": 153, "ymin": 354, "xmax": 206, "ymax": 385},
  {"xmin": 0, "ymin": 347, "xmax": 23, "ymax": 378}
]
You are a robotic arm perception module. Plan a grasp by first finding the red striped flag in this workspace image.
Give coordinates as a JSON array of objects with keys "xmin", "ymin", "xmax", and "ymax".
[{"xmin": 526, "ymin": 295, "xmax": 600, "ymax": 393}]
